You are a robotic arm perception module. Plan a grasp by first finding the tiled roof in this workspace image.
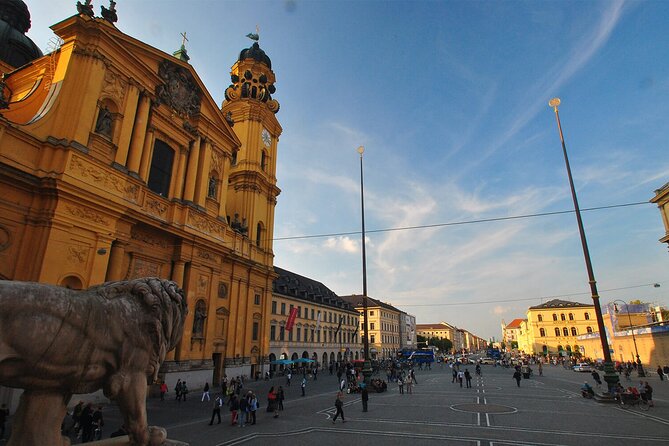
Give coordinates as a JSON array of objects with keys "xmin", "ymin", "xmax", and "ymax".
[
  {"xmin": 273, "ymin": 267, "xmax": 356, "ymax": 312},
  {"xmin": 505, "ymin": 318, "xmax": 525, "ymax": 329},
  {"xmin": 529, "ymin": 298, "xmax": 593, "ymax": 310},
  {"xmin": 339, "ymin": 294, "xmax": 403, "ymax": 313}
]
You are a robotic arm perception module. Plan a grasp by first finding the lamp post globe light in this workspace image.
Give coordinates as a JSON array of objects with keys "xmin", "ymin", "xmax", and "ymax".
[
  {"xmin": 549, "ymin": 98, "xmax": 619, "ymax": 393},
  {"xmin": 357, "ymin": 145, "xmax": 373, "ymax": 385},
  {"xmin": 612, "ymin": 300, "xmax": 646, "ymax": 377}
]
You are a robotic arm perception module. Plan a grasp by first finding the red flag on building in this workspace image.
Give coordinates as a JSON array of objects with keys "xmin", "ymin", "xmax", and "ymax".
[{"xmin": 285, "ymin": 307, "xmax": 298, "ymax": 331}]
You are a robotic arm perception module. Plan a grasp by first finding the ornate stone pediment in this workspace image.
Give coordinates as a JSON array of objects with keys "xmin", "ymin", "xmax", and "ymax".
[
  {"xmin": 156, "ymin": 60, "xmax": 201, "ymax": 117},
  {"xmin": 216, "ymin": 306, "xmax": 230, "ymax": 316}
]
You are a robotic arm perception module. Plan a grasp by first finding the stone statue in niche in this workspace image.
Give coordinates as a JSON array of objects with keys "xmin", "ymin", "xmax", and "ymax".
[
  {"xmin": 192, "ymin": 300, "xmax": 207, "ymax": 337},
  {"xmin": 0, "ymin": 277, "xmax": 187, "ymax": 446},
  {"xmin": 95, "ymin": 105, "xmax": 113, "ymax": 137},
  {"xmin": 207, "ymin": 177, "xmax": 217, "ymax": 199}
]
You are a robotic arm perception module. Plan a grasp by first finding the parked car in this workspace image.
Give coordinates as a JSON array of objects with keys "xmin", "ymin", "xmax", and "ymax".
[
  {"xmin": 480, "ymin": 358, "xmax": 495, "ymax": 365},
  {"xmin": 573, "ymin": 363, "xmax": 592, "ymax": 372}
]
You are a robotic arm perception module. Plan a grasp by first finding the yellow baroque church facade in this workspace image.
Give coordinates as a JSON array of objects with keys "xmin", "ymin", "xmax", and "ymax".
[{"xmin": 0, "ymin": 4, "xmax": 281, "ymax": 386}]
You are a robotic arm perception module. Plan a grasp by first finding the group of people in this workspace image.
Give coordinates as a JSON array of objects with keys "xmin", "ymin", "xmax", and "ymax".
[
  {"xmin": 61, "ymin": 401, "xmax": 104, "ymax": 443},
  {"xmin": 209, "ymin": 390, "xmax": 260, "ymax": 427},
  {"xmin": 612, "ymin": 381, "xmax": 655, "ymax": 406}
]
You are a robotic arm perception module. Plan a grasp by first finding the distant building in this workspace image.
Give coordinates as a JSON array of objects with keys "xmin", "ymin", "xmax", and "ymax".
[
  {"xmin": 340, "ymin": 295, "xmax": 402, "ymax": 359},
  {"xmin": 416, "ymin": 322, "xmax": 487, "ymax": 354},
  {"xmin": 269, "ymin": 267, "xmax": 360, "ymax": 372},
  {"xmin": 577, "ymin": 302, "xmax": 669, "ymax": 366},
  {"xmin": 525, "ymin": 299, "xmax": 595, "ymax": 356},
  {"xmin": 400, "ymin": 313, "xmax": 417, "ymax": 351},
  {"xmin": 501, "ymin": 318, "xmax": 525, "ymax": 349}
]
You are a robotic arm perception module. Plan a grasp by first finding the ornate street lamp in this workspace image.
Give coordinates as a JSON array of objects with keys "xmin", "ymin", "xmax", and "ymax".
[
  {"xmin": 612, "ymin": 300, "xmax": 645, "ymax": 377},
  {"xmin": 549, "ymin": 98, "xmax": 619, "ymax": 393},
  {"xmin": 357, "ymin": 145, "xmax": 372, "ymax": 385}
]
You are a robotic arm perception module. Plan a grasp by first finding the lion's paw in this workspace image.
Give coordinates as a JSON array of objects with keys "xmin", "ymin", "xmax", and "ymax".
[{"xmin": 148, "ymin": 426, "xmax": 167, "ymax": 446}]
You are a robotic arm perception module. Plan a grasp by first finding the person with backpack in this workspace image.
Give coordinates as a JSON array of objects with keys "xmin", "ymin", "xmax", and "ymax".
[{"xmin": 209, "ymin": 394, "xmax": 223, "ymax": 425}]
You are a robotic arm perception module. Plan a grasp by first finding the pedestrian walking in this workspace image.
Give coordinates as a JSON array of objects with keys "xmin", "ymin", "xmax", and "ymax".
[
  {"xmin": 174, "ymin": 379, "xmax": 182, "ymax": 401},
  {"xmin": 229, "ymin": 394, "xmax": 239, "ymax": 425},
  {"xmin": 238, "ymin": 394, "xmax": 248, "ymax": 427},
  {"xmin": 287, "ymin": 370, "xmax": 292, "ymax": 386},
  {"xmin": 221, "ymin": 374, "xmax": 228, "ymax": 395},
  {"xmin": 313, "ymin": 367, "xmax": 318, "ymax": 380},
  {"xmin": 457, "ymin": 370, "xmax": 464, "ymax": 388},
  {"xmin": 591, "ymin": 370, "xmax": 602, "ymax": 387},
  {"xmin": 248, "ymin": 392, "xmax": 258, "ymax": 425},
  {"xmin": 92, "ymin": 406, "xmax": 104, "ymax": 441},
  {"xmin": 159, "ymin": 382, "xmax": 168, "ymax": 401},
  {"xmin": 643, "ymin": 381, "xmax": 654, "ymax": 407},
  {"xmin": 406, "ymin": 377, "xmax": 413, "ymax": 394},
  {"xmin": 398, "ymin": 375, "xmax": 404, "ymax": 394},
  {"xmin": 181, "ymin": 381, "xmax": 189, "ymax": 401},
  {"xmin": 209, "ymin": 395, "xmax": 223, "ymax": 425},
  {"xmin": 202, "ymin": 382, "xmax": 211, "ymax": 401},
  {"xmin": 332, "ymin": 392, "xmax": 345, "ymax": 423},
  {"xmin": 464, "ymin": 369, "xmax": 472, "ymax": 388},
  {"xmin": 513, "ymin": 370, "xmax": 522, "ymax": 387},
  {"xmin": 268, "ymin": 387, "xmax": 279, "ymax": 418},
  {"xmin": 278, "ymin": 386, "xmax": 285, "ymax": 410},
  {"xmin": 0, "ymin": 403, "xmax": 8, "ymax": 440},
  {"xmin": 657, "ymin": 365, "xmax": 665, "ymax": 381},
  {"xmin": 538, "ymin": 362, "xmax": 543, "ymax": 376},
  {"xmin": 301, "ymin": 377, "xmax": 307, "ymax": 396},
  {"xmin": 361, "ymin": 385, "xmax": 369, "ymax": 412},
  {"xmin": 79, "ymin": 403, "xmax": 94, "ymax": 442},
  {"xmin": 339, "ymin": 377, "xmax": 346, "ymax": 392},
  {"xmin": 452, "ymin": 368, "xmax": 457, "ymax": 383}
]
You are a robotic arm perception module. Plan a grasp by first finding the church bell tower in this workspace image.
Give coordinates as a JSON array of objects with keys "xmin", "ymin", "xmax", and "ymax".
[{"xmin": 222, "ymin": 40, "xmax": 281, "ymax": 260}]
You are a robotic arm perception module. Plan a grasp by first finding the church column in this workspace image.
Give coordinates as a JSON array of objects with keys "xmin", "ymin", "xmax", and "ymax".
[
  {"xmin": 182, "ymin": 136, "xmax": 201, "ymax": 203},
  {"xmin": 194, "ymin": 138, "xmax": 212, "ymax": 206},
  {"xmin": 217, "ymin": 154, "xmax": 231, "ymax": 220},
  {"xmin": 172, "ymin": 146, "xmax": 188, "ymax": 200},
  {"xmin": 126, "ymin": 93, "xmax": 152, "ymax": 175},
  {"xmin": 114, "ymin": 83, "xmax": 140, "ymax": 168},
  {"xmin": 138, "ymin": 127, "xmax": 155, "ymax": 182},
  {"xmin": 172, "ymin": 260, "xmax": 185, "ymax": 287},
  {"xmin": 105, "ymin": 241, "xmax": 126, "ymax": 282}
]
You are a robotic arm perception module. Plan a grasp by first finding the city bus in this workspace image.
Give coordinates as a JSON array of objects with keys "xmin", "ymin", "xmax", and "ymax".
[{"xmin": 398, "ymin": 348, "xmax": 435, "ymax": 364}]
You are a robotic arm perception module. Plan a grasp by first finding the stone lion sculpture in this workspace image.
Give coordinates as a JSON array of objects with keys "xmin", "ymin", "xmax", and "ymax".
[{"xmin": 0, "ymin": 277, "xmax": 188, "ymax": 446}]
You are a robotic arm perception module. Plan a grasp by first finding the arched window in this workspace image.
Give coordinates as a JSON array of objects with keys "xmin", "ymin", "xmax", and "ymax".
[
  {"xmin": 538, "ymin": 314, "xmax": 543, "ymax": 322},
  {"xmin": 147, "ymin": 139, "xmax": 174, "ymax": 197},
  {"xmin": 571, "ymin": 327, "xmax": 578, "ymax": 336},
  {"xmin": 568, "ymin": 313, "xmax": 574, "ymax": 321},
  {"xmin": 60, "ymin": 275, "xmax": 83, "ymax": 290},
  {"xmin": 552, "ymin": 313, "xmax": 558, "ymax": 321},
  {"xmin": 539, "ymin": 328, "xmax": 546, "ymax": 337},
  {"xmin": 584, "ymin": 312, "xmax": 590, "ymax": 320},
  {"xmin": 562, "ymin": 327, "xmax": 569, "ymax": 336},
  {"xmin": 586, "ymin": 326, "xmax": 593, "ymax": 333},
  {"xmin": 256, "ymin": 221, "xmax": 264, "ymax": 247},
  {"xmin": 560, "ymin": 313, "xmax": 566, "ymax": 321},
  {"xmin": 554, "ymin": 327, "xmax": 560, "ymax": 336}
]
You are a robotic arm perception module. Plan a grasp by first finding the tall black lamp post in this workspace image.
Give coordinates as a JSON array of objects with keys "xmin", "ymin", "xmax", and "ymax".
[
  {"xmin": 357, "ymin": 145, "xmax": 372, "ymax": 385},
  {"xmin": 549, "ymin": 98, "xmax": 619, "ymax": 393},
  {"xmin": 612, "ymin": 300, "xmax": 645, "ymax": 377}
]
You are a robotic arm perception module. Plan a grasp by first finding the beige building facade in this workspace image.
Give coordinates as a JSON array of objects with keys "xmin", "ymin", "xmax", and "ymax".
[
  {"xmin": 269, "ymin": 268, "xmax": 360, "ymax": 371},
  {"xmin": 341, "ymin": 295, "xmax": 402, "ymax": 359}
]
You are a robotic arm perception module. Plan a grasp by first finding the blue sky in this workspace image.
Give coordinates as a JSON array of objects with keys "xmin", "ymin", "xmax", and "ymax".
[{"xmin": 27, "ymin": 1, "xmax": 669, "ymax": 340}]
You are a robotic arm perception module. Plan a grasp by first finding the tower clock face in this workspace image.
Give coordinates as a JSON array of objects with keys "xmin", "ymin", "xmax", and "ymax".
[{"xmin": 261, "ymin": 128, "xmax": 271, "ymax": 147}]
